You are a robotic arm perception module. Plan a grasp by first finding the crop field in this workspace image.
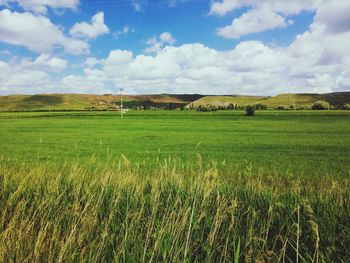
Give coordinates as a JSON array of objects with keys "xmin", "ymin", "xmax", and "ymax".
[{"xmin": 1, "ymin": 110, "xmax": 350, "ymax": 262}]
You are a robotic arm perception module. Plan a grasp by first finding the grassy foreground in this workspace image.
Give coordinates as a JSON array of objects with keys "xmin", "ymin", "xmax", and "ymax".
[
  {"xmin": 1, "ymin": 157, "xmax": 349, "ymax": 262},
  {"xmin": 0, "ymin": 111, "xmax": 350, "ymax": 261}
]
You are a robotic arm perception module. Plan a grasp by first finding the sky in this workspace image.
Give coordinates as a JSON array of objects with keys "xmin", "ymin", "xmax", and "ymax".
[{"xmin": 0, "ymin": 0, "xmax": 349, "ymax": 95}]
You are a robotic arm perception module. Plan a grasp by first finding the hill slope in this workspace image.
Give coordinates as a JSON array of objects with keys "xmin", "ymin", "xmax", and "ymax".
[
  {"xmin": 0, "ymin": 94, "xmax": 203, "ymax": 111},
  {"xmin": 262, "ymin": 92, "xmax": 350, "ymax": 107},
  {"xmin": 1, "ymin": 92, "xmax": 349, "ymax": 111},
  {"xmin": 189, "ymin": 92, "xmax": 350, "ymax": 108},
  {"xmin": 188, "ymin": 95, "xmax": 270, "ymax": 107}
]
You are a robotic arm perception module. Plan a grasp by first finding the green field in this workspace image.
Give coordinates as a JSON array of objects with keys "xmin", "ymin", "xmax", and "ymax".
[
  {"xmin": 1, "ymin": 110, "xmax": 349, "ymax": 174},
  {"xmin": 1, "ymin": 110, "xmax": 350, "ymax": 261}
]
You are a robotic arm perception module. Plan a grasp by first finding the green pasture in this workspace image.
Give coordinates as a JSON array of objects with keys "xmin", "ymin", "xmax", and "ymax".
[
  {"xmin": 0, "ymin": 110, "xmax": 349, "ymax": 175},
  {"xmin": 1, "ymin": 110, "xmax": 350, "ymax": 261}
]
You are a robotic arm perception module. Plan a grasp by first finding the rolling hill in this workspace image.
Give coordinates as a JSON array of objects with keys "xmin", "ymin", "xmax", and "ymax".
[
  {"xmin": 0, "ymin": 92, "xmax": 349, "ymax": 111},
  {"xmin": 189, "ymin": 92, "xmax": 350, "ymax": 108},
  {"xmin": 262, "ymin": 92, "xmax": 350, "ymax": 107},
  {"xmin": 188, "ymin": 95, "xmax": 270, "ymax": 107},
  {"xmin": 0, "ymin": 94, "xmax": 204, "ymax": 111}
]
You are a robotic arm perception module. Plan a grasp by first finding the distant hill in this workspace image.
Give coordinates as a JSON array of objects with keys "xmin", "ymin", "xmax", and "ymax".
[
  {"xmin": 188, "ymin": 92, "xmax": 350, "ymax": 108},
  {"xmin": 0, "ymin": 93, "xmax": 204, "ymax": 111},
  {"xmin": 0, "ymin": 92, "xmax": 349, "ymax": 111},
  {"xmin": 188, "ymin": 95, "xmax": 270, "ymax": 107},
  {"xmin": 262, "ymin": 93, "xmax": 350, "ymax": 107}
]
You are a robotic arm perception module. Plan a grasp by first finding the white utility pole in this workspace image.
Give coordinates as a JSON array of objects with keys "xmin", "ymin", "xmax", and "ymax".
[
  {"xmin": 288, "ymin": 86, "xmax": 290, "ymax": 107},
  {"xmin": 119, "ymin": 88, "xmax": 124, "ymax": 119}
]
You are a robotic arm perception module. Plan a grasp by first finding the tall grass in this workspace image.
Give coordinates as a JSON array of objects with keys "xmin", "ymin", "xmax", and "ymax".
[{"xmin": 0, "ymin": 155, "xmax": 349, "ymax": 262}]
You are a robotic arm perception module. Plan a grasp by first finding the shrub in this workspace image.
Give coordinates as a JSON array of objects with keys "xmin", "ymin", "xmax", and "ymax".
[
  {"xmin": 275, "ymin": 105, "xmax": 289, "ymax": 110},
  {"xmin": 196, "ymin": 104, "xmax": 218, "ymax": 112},
  {"xmin": 254, "ymin": 104, "xmax": 268, "ymax": 110},
  {"xmin": 227, "ymin": 103, "xmax": 236, "ymax": 110},
  {"xmin": 312, "ymin": 101, "xmax": 330, "ymax": 110},
  {"xmin": 339, "ymin": 103, "xmax": 350, "ymax": 110},
  {"xmin": 289, "ymin": 104, "xmax": 297, "ymax": 110},
  {"xmin": 245, "ymin": 105, "xmax": 255, "ymax": 116}
]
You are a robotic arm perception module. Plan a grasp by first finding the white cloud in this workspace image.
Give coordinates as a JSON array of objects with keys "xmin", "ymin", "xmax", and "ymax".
[
  {"xmin": 113, "ymin": 25, "xmax": 135, "ymax": 38},
  {"xmin": 84, "ymin": 57, "xmax": 103, "ymax": 67},
  {"xmin": 59, "ymin": 23, "xmax": 349, "ymax": 95},
  {"xmin": 70, "ymin": 12, "xmax": 109, "ymax": 40},
  {"xmin": 2, "ymin": 28, "xmax": 349, "ymax": 95},
  {"xmin": 336, "ymin": 71, "xmax": 350, "ymax": 90},
  {"xmin": 210, "ymin": 0, "xmax": 319, "ymax": 17},
  {"xmin": 145, "ymin": 32, "xmax": 176, "ymax": 53},
  {"xmin": 1, "ymin": 0, "xmax": 350, "ymax": 95},
  {"xmin": 210, "ymin": 0, "xmax": 243, "ymax": 16},
  {"xmin": 62, "ymin": 73, "xmax": 107, "ymax": 93},
  {"xmin": 105, "ymin": 50, "xmax": 133, "ymax": 66},
  {"xmin": 0, "ymin": 49, "xmax": 11, "ymax": 55},
  {"xmin": 0, "ymin": 0, "xmax": 79, "ymax": 14},
  {"xmin": 314, "ymin": 1, "xmax": 350, "ymax": 34},
  {"xmin": 0, "ymin": 54, "xmax": 68, "ymax": 93},
  {"xmin": 217, "ymin": 6, "xmax": 288, "ymax": 39},
  {"xmin": 210, "ymin": 0, "xmax": 321, "ymax": 38},
  {"xmin": 159, "ymin": 32, "xmax": 176, "ymax": 44},
  {"xmin": 0, "ymin": 9, "xmax": 89, "ymax": 54},
  {"xmin": 33, "ymin": 54, "xmax": 68, "ymax": 72},
  {"xmin": 131, "ymin": 0, "xmax": 142, "ymax": 12}
]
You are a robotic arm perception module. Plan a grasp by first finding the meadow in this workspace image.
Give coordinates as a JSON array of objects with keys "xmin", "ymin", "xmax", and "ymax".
[{"xmin": 0, "ymin": 110, "xmax": 350, "ymax": 262}]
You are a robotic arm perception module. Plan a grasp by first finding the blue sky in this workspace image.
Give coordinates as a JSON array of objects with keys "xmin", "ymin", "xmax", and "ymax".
[{"xmin": 0, "ymin": 0, "xmax": 349, "ymax": 95}]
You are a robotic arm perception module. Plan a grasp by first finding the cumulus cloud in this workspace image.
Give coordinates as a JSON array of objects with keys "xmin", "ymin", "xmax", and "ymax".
[
  {"xmin": 314, "ymin": 1, "xmax": 350, "ymax": 34},
  {"xmin": 0, "ymin": 54, "xmax": 68, "ymax": 93},
  {"xmin": 210, "ymin": 0, "xmax": 319, "ymax": 17},
  {"xmin": 33, "ymin": 54, "xmax": 68, "ymax": 72},
  {"xmin": 62, "ymin": 72, "xmax": 108, "ymax": 93},
  {"xmin": 210, "ymin": 0, "xmax": 320, "ymax": 38},
  {"xmin": 145, "ymin": 32, "xmax": 176, "ymax": 53},
  {"xmin": 217, "ymin": 6, "xmax": 289, "ymax": 39},
  {"xmin": 105, "ymin": 50, "xmax": 133, "ymax": 66},
  {"xmin": 210, "ymin": 0, "xmax": 244, "ymax": 16},
  {"xmin": 59, "ymin": 30, "xmax": 349, "ymax": 95},
  {"xmin": 1, "ymin": 0, "xmax": 349, "ymax": 95},
  {"xmin": 84, "ymin": 57, "xmax": 103, "ymax": 67},
  {"xmin": 2, "ymin": 28, "xmax": 349, "ymax": 95},
  {"xmin": 0, "ymin": 0, "xmax": 79, "ymax": 14},
  {"xmin": 61, "ymin": 0, "xmax": 350, "ymax": 95},
  {"xmin": 70, "ymin": 12, "xmax": 109, "ymax": 40},
  {"xmin": 0, "ymin": 9, "xmax": 89, "ymax": 54}
]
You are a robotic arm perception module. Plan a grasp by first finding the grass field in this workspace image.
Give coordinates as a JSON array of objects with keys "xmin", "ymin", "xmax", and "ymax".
[
  {"xmin": 0, "ymin": 110, "xmax": 349, "ymax": 174},
  {"xmin": 1, "ymin": 110, "xmax": 350, "ymax": 261}
]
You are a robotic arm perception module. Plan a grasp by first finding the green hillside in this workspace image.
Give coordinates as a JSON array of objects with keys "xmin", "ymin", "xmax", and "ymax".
[
  {"xmin": 189, "ymin": 92, "xmax": 350, "ymax": 108},
  {"xmin": 0, "ymin": 94, "xmax": 90, "ymax": 111},
  {"xmin": 263, "ymin": 92, "xmax": 350, "ymax": 107},
  {"xmin": 0, "ymin": 94, "xmax": 199, "ymax": 111},
  {"xmin": 188, "ymin": 95, "xmax": 269, "ymax": 107},
  {"xmin": 1, "ymin": 92, "xmax": 349, "ymax": 111}
]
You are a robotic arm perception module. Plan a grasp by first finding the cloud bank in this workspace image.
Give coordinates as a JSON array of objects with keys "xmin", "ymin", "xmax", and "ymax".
[
  {"xmin": 0, "ymin": 0, "xmax": 349, "ymax": 95},
  {"xmin": 0, "ymin": 9, "xmax": 89, "ymax": 54}
]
